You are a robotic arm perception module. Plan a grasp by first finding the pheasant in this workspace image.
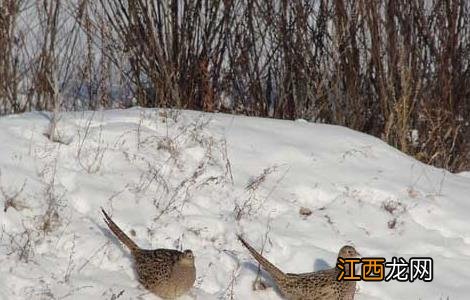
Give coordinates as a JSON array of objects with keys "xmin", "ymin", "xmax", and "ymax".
[
  {"xmin": 238, "ymin": 235, "xmax": 359, "ymax": 300},
  {"xmin": 102, "ymin": 209, "xmax": 196, "ymax": 299}
]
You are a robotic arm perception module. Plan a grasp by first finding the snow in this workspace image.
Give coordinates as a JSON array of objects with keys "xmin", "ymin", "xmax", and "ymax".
[{"xmin": 0, "ymin": 108, "xmax": 469, "ymax": 299}]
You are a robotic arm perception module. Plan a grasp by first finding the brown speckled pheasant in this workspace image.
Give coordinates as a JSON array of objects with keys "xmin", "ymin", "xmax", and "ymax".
[
  {"xmin": 238, "ymin": 235, "xmax": 359, "ymax": 300},
  {"xmin": 102, "ymin": 209, "xmax": 196, "ymax": 299}
]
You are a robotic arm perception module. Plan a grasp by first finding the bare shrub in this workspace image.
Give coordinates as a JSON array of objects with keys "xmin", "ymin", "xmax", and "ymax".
[
  {"xmin": 96, "ymin": 0, "xmax": 470, "ymax": 171},
  {"xmin": 99, "ymin": 0, "xmax": 227, "ymax": 111},
  {"xmin": 0, "ymin": 0, "xmax": 24, "ymax": 114},
  {"xmin": 235, "ymin": 166, "xmax": 278, "ymax": 221},
  {"xmin": 1, "ymin": 225, "xmax": 35, "ymax": 263},
  {"xmin": 76, "ymin": 113, "xmax": 108, "ymax": 174},
  {"xmin": 38, "ymin": 151, "xmax": 65, "ymax": 234},
  {"xmin": 2, "ymin": 0, "xmax": 470, "ymax": 171}
]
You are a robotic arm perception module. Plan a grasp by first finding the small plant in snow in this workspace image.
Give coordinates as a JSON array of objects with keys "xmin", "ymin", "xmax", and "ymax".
[
  {"xmin": 382, "ymin": 199, "xmax": 406, "ymax": 230},
  {"xmin": 1, "ymin": 226, "xmax": 35, "ymax": 263},
  {"xmin": 235, "ymin": 166, "xmax": 278, "ymax": 220},
  {"xmin": 37, "ymin": 149, "xmax": 66, "ymax": 234},
  {"xmin": 299, "ymin": 206, "xmax": 313, "ymax": 217},
  {"xmin": 157, "ymin": 136, "xmax": 180, "ymax": 159},
  {"xmin": 0, "ymin": 169, "xmax": 28, "ymax": 212},
  {"xmin": 76, "ymin": 113, "xmax": 108, "ymax": 174}
]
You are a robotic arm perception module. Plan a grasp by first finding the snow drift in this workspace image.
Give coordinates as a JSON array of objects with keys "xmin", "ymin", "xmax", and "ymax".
[{"xmin": 0, "ymin": 108, "xmax": 468, "ymax": 299}]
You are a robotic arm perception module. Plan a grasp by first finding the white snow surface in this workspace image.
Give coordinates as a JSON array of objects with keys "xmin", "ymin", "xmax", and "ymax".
[{"xmin": 0, "ymin": 108, "xmax": 468, "ymax": 299}]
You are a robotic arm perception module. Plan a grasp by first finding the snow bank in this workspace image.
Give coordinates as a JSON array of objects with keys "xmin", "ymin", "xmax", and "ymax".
[{"xmin": 0, "ymin": 108, "xmax": 468, "ymax": 299}]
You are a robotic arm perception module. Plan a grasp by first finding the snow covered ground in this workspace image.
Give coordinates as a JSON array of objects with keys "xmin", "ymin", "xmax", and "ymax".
[{"xmin": 0, "ymin": 108, "xmax": 469, "ymax": 299}]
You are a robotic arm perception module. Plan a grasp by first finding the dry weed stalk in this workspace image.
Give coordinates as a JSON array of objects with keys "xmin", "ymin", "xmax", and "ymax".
[{"xmin": 1, "ymin": 0, "xmax": 470, "ymax": 171}]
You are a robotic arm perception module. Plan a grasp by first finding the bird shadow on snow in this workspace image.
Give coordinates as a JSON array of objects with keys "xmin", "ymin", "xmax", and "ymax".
[{"xmin": 314, "ymin": 258, "xmax": 332, "ymax": 271}]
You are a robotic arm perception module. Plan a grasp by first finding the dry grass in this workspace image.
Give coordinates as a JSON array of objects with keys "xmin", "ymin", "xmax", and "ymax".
[{"xmin": 1, "ymin": 0, "xmax": 470, "ymax": 171}]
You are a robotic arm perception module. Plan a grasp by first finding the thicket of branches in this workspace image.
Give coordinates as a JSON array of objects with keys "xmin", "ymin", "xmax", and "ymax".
[{"xmin": 1, "ymin": 0, "xmax": 469, "ymax": 172}]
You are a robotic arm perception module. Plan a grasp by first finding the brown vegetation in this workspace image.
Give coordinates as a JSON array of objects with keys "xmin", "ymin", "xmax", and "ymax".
[{"xmin": 1, "ymin": 0, "xmax": 469, "ymax": 171}]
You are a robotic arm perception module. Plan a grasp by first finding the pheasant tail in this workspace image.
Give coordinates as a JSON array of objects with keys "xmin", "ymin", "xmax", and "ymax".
[
  {"xmin": 238, "ymin": 235, "xmax": 285, "ymax": 283},
  {"xmin": 102, "ymin": 208, "xmax": 139, "ymax": 252}
]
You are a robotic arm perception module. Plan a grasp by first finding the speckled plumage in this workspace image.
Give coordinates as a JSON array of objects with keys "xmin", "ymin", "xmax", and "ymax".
[
  {"xmin": 238, "ymin": 235, "xmax": 359, "ymax": 300},
  {"xmin": 102, "ymin": 209, "xmax": 196, "ymax": 299}
]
